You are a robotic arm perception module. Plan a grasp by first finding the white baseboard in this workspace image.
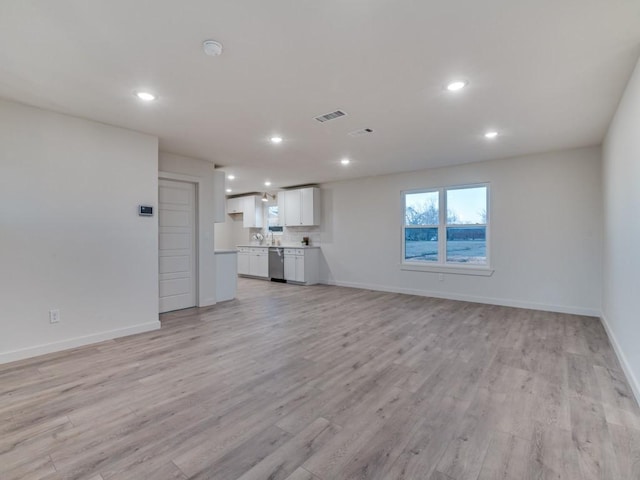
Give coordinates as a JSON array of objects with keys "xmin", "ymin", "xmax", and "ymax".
[
  {"xmin": 600, "ymin": 313, "xmax": 640, "ymax": 406},
  {"xmin": 323, "ymin": 279, "xmax": 600, "ymax": 317},
  {"xmin": 0, "ymin": 320, "xmax": 161, "ymax": 365}
]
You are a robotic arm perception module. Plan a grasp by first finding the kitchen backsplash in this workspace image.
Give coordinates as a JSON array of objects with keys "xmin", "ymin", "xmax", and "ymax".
[
  {"xmin": 248, "ymin": 225, "xmax": 322, "ymax": 246},
  {"xmin": 278, "ymin": 226, "xmax": 321, "ymax": 246}
]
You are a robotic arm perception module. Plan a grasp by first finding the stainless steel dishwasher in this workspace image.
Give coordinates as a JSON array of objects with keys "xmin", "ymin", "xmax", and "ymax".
[{"xmin": 268, "ymin": 247, "xmax": 285, "ymax": 282}]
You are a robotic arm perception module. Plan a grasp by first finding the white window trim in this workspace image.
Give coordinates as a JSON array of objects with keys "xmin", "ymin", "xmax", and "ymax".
[
  {"xmin": 401, "ymin": 183, "xmax": 494, "ymax": 276},
  {"xmin": 400, "ymin": 263, "xmax": 494, "ymax": 276}
]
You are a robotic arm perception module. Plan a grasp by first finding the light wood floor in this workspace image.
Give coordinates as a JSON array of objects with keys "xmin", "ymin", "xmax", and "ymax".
[{"xmin": 2, "ymin": 278, "xmax": 639, "ymax": 480}]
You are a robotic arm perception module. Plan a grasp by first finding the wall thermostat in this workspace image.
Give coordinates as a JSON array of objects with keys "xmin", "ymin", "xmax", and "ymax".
[{"xmin": 139, "ymin": 205, "xmax": 153, "ymax": 216}]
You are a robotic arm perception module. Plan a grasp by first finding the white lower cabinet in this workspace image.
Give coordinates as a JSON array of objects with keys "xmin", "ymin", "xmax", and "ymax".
[
  {"xmin": 238, "ymin": 247, "xmax": 268, "ymax": 278},
  {"xmin": 284, "ymin": 255, "xmax": 297, "ymax": 282},
  {"xmin": 238, "ymin": 246, "xmax": 319, "ymax": 283},
  {"xmin": 249, "ymin": 248, "xmax": 269, "ymax": 278},
  {"xmin": 284, "ymin": 248, "xmax": 319, "ymax": 284},
  {"xmin": 295, "ymin": 255, "xmax": 305, "ymax": 283},
  {"xmin": 237, "ymin": 248, "xmax": 249, "ymax": 275}
]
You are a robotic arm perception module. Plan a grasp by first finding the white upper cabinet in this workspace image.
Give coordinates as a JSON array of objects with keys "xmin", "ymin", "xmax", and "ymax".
[
  {"xmin": 283, "ymin": 190, "xmax": 301, "ymax": 226},
  {"xmin": 300, "ymin": 188, "xmax": 318, "ymax": 226},
  {"xmin": 283, "ymin": 187, "xmax": 320, "ymax": 226},
  {"xmin": 277, "ymin": 191, "xmax": 286, "ymax": 226},
  {"xmin": 243, "ymin": 195, "xmax": 263, "ymax": 228},
  {"xmin": 227, "ymin": 197, "xmax": 243, "ymax": 214},
  {"xmin": 226, "ymin": 195, "xmax": 263, "ymax": 227}
]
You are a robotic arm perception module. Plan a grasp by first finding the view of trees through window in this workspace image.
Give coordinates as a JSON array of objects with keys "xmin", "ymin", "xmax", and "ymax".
[
  {"xmin": 404, "ymin": 185, "xmax": 488, "ymax": 265},
  {"xmin": 268, "ymin": 205, "xmax": 279, "ymax": 227}
]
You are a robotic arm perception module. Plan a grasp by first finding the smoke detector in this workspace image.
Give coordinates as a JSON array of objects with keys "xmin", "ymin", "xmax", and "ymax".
[
  {"xmin": 348, "ymin": 128, "xmax": 374, "ymax": 137},
  {"xmin": 203, "ymin": 40, "xmax": 223, "ymax": 56}
]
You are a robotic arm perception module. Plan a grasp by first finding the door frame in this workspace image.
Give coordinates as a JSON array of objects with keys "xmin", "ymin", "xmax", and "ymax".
[{"xmin": 158, "ymin": 172, "xmax": 204, "ymax": 307}]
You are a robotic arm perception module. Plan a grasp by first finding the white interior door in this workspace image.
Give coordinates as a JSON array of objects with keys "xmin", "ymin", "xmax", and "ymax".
[{"xmin": 159, "ymin": 180, "xmax": 197, "ymax": 313}]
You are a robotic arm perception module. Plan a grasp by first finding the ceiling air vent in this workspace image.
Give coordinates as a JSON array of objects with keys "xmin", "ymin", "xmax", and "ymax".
[
  {"xmin": 348, "ymin": 128, "xmax": 374, "ymax": 137},
  {"xmin": 314, "ymin": 110, "xmax": 347, "ymax": 123}
]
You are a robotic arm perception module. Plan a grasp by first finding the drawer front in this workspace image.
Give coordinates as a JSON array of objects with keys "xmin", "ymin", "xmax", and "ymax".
[
  {"xmin": 238, "ymin": 247, "xmax": 249, "ymax": 253},
  {"xmin": 250, "ymin": 247, "xmax": 267, "ymax": 254},
  {"xmin": 295, "ymin": 249, "xmax": 305, "ymax": 255},
  {"xmin": 284, "ymin": 248, "xmax": 296, "ymax": 255}
]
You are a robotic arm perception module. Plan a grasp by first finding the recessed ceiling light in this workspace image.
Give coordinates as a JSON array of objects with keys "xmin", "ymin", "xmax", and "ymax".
[
  {"xmin": 264, "ymin": 181, "xmax": 272, "ymax": 186},
  {"xmin": 341, "ymin": 158, "xmax": 350, "ymax": 165},
  {"xmin": 226, "ymin": 188, "xmax": 232, "ymax": 193},
  {"xmin": 135, "ymin": 91, "xmax": 156, "ymax": 101},
  {"xmin": 203, "ymin": 40, "xmax": 223, "ymax": 57},
  {"xmin": 227, "ymin": 174, "xmax": 235, "ymax": 180},
  {"xmin": 484, "ymin": 131, "xmax": 499, "ymax": 139},
  {"xmin": 270, "ymin": 136, "xmax": 283, "ymax": 144},
  {"xmin": 446, "ymin": 81, "xmax": 467, "ymax": 92}
]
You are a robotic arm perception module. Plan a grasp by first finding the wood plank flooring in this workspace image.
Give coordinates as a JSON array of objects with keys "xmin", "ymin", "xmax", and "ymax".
[{"xmin": 2, "ymin": 278, "xmax": 639, "ymax": 479}]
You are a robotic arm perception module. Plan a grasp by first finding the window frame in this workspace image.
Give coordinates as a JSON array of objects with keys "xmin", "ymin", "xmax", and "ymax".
[{"xmin": 401, "ymin": 183, "xmax": 493, "ymax": 276}]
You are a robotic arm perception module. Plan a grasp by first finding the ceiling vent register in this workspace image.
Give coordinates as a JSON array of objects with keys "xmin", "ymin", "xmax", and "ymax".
[{"xmin": 314, "ymin": 110, "xmax": 347, "ymax": 123}]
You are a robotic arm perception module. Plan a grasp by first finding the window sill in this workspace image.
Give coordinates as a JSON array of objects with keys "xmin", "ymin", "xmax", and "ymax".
[{"xmin": 400, "ymin": 263, "xmax": 494, "ymax": 276}]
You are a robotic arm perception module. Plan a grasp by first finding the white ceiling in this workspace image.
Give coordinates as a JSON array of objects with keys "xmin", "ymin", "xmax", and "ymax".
[{"xmin": 1, "ymin": 1, "xmax": 639, "ymax": 195}]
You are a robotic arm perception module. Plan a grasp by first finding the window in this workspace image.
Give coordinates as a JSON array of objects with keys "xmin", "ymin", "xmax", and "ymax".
[
  {"xmin": 403, "ymin": 184, "xmax": 489, "ymax": 270},
  {"xmin": 267, "ymin": 205, "xmax": 284, "ymax": 235},
  {"xmin": 268, "ymin": 205, "xmax": 280, "ymax": 227}
]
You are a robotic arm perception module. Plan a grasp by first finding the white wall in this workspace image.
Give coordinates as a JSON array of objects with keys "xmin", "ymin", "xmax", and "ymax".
[
  {"xmin": 0, "ymin": 99, "xmax": 160, "ymax": 363},
  {"xmin": 602, "ymin": 57, "xmax": 640, "ymax": 402},
  {"xmin": 214, "ymin": 212, "xmax": 248, "ymax": 249},
  {"xmin": 159, "ymin": 152, "xmax": 217, "ymax": 307},
  {"xmin": 318, "ymin": 147, "xmax": 602, "ymax": 316}
]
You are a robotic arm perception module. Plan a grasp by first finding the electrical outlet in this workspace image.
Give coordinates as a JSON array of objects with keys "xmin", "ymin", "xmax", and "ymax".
[
  {"xmin": 438, "ymin": 273, "xmax": 444, "ymax": 282},
  {"xmin": 49, "ymin": 309, "xmax": 60, "ymax": 324}
]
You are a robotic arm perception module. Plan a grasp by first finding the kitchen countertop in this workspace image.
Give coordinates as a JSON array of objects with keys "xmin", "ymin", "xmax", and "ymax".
[
  {"xmin": 237, "ymin": 244, "xmax": 320, "ymax": 249},
  {"xmin": 214, "ymin": 249, "xmax": 238, "ymax": 254}
]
